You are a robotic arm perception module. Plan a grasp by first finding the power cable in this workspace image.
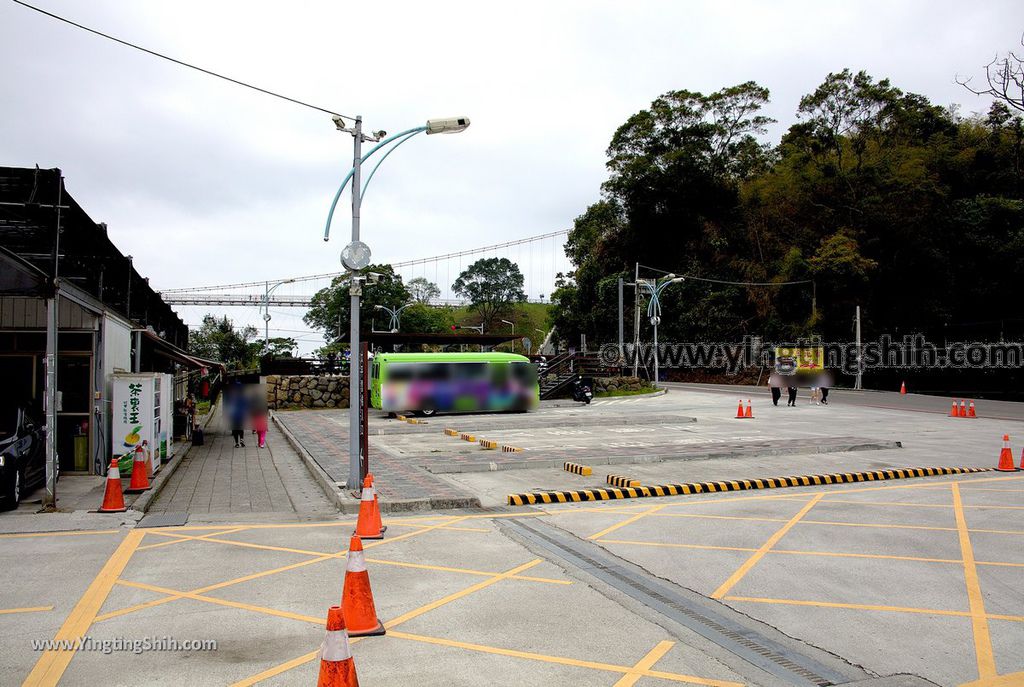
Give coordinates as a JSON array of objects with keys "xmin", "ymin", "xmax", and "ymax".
[{"xmin": 10, "ymin": 0, "xmax": 355, "ymax": 121}]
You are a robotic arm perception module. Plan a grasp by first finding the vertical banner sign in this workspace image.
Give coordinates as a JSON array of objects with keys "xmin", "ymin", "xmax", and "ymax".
[{"xmin": 112, "ymin": 375, "xmax": 158, "ymax": 472}]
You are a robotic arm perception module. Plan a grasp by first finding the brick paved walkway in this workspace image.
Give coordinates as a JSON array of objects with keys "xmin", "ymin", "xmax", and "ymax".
[
  {"xmin": 149, "ymin": 407, "xmax": 335, "ymax": 515},
  {"xmin": 274, "ymin": 410, "xmax": 474, "ymax": 504}
]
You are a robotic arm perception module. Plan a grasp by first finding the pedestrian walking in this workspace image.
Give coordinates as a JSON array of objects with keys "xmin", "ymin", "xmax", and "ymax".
[
  {"xmin": 821, "ymin": 387, "xmax": 829, "ymax": 405},
  {"xmin": 226, "ymin": 381, "xmax": 247, "ymax": 448},
  {"xmin": 252, "ymin": 405, "xmax": 268, "ymax": 449},
  {"xmin": 810, "ymin": 386, "xmax": 820, "ymax": 405},
  {"xmin": 771, "ymin": 385, "xmax": 782, "ymax": 406},
  {"xmin": 787, "ymin": 386, "xmax": 798, "ymax": 406}
]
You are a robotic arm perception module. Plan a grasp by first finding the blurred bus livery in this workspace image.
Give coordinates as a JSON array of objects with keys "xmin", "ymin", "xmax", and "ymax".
[{"xmin": 369, "ymin": 352, "xmax": 539, "ymax": 416}]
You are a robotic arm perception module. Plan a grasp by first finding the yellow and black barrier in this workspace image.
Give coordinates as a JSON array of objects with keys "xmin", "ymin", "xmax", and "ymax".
[
  {"xmin": 443, "ymin": 428, "xmax": 459, "ymax": 437},
  {"xmin": 479, "ymin": 439, "xmax": 499, "ymax": 450},
  {"xmin": 405, "ymin": 417, "xmax": 426, "ymax": 424},
  {"xmin": 606, "ymin": 474, "xmax": 640, "ymax": 488},
  {"xmin": 501, "ymin": 445, "xmax": 523, "ymax": 453},
  {"xmin": 396, "ymin": 414, "xmax": 407, "ymax": 421},
  {"xmin": 506, "ymin": 466, "xmax": 992, "ymax": 506},
  {"xmin": 564, "ymin": 462, "xmax": 592, "ymax": 476},
  {"xmin": 460, "ymin": 433, "xmax": 476, "ymax": 442}
]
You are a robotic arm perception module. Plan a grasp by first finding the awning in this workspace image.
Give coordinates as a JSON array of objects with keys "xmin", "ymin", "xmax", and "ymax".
[
  {"xmin": 0, "ymin": 245, "xmax": 49, "ymax": 296},
  {"xmin": 136, "ymin": 328, "xmax": 226, "ymax": 371}
]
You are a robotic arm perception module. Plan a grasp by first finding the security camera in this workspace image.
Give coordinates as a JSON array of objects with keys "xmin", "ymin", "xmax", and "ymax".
[
  {"xmin": 425, "ymin": 116, "xmax": 471, "ymax": 135},
  {"xmin": 366, "ymin": 272, "xmax": 383, "ymax": 284},
  {"xmin": 331, "ymin": 115, "xmax": 346, "ymax": 130},
  {"xmin": 375, "ymin": 130, "xmax": 387, "ymax": 139}
]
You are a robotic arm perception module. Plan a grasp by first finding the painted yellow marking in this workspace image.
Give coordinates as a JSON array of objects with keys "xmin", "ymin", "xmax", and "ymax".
[
  {"xmin": 724, "ymin": 596, "xmax": 1024, "ymax": 623},
  {"xmin": 820, "ymin": 498, "xmax": 1024, "ymax": 510},
  {"xmin": 0, "ymin": 529, "xmax": 118, "ymax": 539},
  {"xmin": 711, "ymin": 494, "xmax": 824, "ymax": 599},
  {"xmin": 0, "ymin": 605, "xmax": 53, "ymax": 615},
  {"xmin": 589, "ymin": 503, "xmax": 669, "ymax": 540},
  {"xmin": 601, "ymin": 539, "xmax": 756, "ymax": 554},
  {"xmin": 362, "ymin": 557, "xmax": 572, "ymax": 584},
  {"xmin": 385, "ymin": 559, "xmax": 543, "ymax": 628},
  {"xmin": 97, "ymin": 516, "xmax": 470, "ymax": 623},
  {"xmin": 953, "ymin": 482, "xmax": 996, "ymax": 680},
  {"xmin": 116, "ymin": 579, "xmax": 323, "ymax": 624},
  {"xmin": 614, "ymin": 640, "xmax": 676, "ymax": 687},
  {"xmin": 388, "ymin": 631, "xmax": 742, "ymax": 687},
  {"xmin": 960, "ymin": 670, "xmax": 1024, "ymax": 686},
  {"xmin": 135, "ymin": 526, "xmax": 251, "ymax": 552},
  {"xmin": 229, "ymin": 649, "xmax": 321, "ymax": 687},
  {"xmin": 23, "ymin": 529, "xmax": 144, "ymax": 687}
]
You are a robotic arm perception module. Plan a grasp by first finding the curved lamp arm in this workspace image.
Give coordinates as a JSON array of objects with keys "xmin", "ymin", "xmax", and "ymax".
[
  {"xmin": 360, "ymin": 130, "xmax": 424, "ymax": 202},
  {"xmin": 323, "ymin": 126, "xmax": 429, "ymax": 241}
]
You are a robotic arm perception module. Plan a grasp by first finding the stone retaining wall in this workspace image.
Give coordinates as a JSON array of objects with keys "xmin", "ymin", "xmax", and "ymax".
[
  {"xmin": 592, "ymin": 375, "xmax": 652, "ymax": 394},
  {"xmin": 266, "ymin": 375, "xmax": 350, "ymax": 409}
]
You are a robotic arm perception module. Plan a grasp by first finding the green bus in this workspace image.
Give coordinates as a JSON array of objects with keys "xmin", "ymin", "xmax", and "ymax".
[{"xmin": 369, "ymin": 352, "xmax": 539, "ymax": 416}]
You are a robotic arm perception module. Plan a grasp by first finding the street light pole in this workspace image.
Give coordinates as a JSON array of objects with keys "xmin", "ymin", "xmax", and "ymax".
[
  {"xmin": 639, "ymin": 274, "xmax": 684, "ymax": 388},
  {"xmin": 324, "ymin": 115, "xmax": 470, "ymax": 491},
  {"xmin": 262, "ymin": 278, "xmax": 295, "ymax": 355},
  {"xmin": 501, "ymin": 319, "xmax": 515, "ymax": 351}
]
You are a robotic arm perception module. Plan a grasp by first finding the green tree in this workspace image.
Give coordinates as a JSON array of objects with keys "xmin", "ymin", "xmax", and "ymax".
[
  {"xmin": 304, "ymin": 264, "xmax": 410, "ymax": 343},
  {"xmin": 452, "ymin": 257, "xmax": 526, "ymax": 329},
  {"xmin": 400, "ymin": 303, "xmax": 454, "ymax": 333},
  {"xmin": 407, "ymin": 277, "xmax": 441, "ymax": 304},
  {"xmin": 264, "ymin": 337, "xmax": 298, "ymax": 357},
  {"xmin": 188, "ymin": 315, "xmax": 260, "ymax": 369}
]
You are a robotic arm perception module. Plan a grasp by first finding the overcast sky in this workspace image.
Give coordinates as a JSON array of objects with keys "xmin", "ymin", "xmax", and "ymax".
[{"xmin": 1, "ymin": 0, "xmax": 1019, "ymax": 352}]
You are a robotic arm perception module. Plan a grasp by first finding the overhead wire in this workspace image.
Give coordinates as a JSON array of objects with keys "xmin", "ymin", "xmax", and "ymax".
[{"xmin": 10, "ymin": 0, "xmax": 356, "ymax": 121}]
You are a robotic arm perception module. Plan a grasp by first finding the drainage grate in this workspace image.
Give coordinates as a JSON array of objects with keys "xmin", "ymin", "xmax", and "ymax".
[{"xmin": 502, "ymin": 518, "xmax": 865, "ymax": 686}]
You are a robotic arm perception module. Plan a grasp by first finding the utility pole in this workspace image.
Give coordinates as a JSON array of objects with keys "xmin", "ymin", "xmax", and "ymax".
[
  {"xmin": 347, "ymin": 116, "xmax": 364, "ymax": 492},
  {"xmin": 854, "ymin": 305, "xmax": 862, "ymax": 390},
  {"xmin": 632, "ymin": 262, "xmax": 641, "ymax": 377},
  {"xmin": 43, "ymin": 172, "xmax": 63, "ymax": 509},
  {"xmin": 617, "ymin": 277, "xmax": 624, "ymax": 370}
]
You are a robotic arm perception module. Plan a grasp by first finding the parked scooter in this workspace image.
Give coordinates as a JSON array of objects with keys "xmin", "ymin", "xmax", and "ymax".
[{"xmin": 571, "ymin": 376, "xmax": 592, "ymax": 404}]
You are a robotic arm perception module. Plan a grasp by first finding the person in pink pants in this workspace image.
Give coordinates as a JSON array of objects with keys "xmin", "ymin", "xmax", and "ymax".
[{"xmin": 252, "ymin": 407, "xmax": 268, "ymax": 448}]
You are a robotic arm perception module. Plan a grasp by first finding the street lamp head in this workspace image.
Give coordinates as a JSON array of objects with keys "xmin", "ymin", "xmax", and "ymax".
[
  {"xmin": 670, "ymin": 276, "xmax": 685, "ymax": 283},
  {"xmin": 426, "ymin": 116, "xmax": 471, "ymax": 135},
  {"xmin": 374, "ymin": 304, "xmax": 384, "ymax": 310}
]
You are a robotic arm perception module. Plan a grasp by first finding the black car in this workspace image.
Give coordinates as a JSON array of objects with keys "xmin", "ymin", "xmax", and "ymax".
[{"xmin": 0, "ymin": 406, "xmax": 51, "ymax": 510}]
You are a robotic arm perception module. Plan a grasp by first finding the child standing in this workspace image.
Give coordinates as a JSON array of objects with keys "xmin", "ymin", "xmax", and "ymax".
[{"xmin": 252, "ymin": 408, "xmax": 268, "ymax": 449}]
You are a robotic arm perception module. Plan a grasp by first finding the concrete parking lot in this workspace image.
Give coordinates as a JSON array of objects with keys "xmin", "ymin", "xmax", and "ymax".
[{"xmin": 4, "ymin": 385, "xmax": 1023, "ymax": 686}]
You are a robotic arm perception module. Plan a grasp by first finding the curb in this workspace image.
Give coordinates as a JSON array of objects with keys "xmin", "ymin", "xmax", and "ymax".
[
  {"xmin": 506, "ymin": 466, "xmax": 994, "ymax": 506},
  {"xmin": 130, "ymin": 403, "xmax": 220, "ymax": 515},
  {"xmin": 271, "ymin": 414, "xmax": 482, "ymax": 514},
  {"xmin": 271, "ymin": 412, "xmax": 347, "ymax": 512},
  {"xmin": 424, "ymin": 438, "xmax": 902, "ymax": 475}
]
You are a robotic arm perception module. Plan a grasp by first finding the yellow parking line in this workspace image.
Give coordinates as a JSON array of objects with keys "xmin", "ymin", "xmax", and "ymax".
[
  {"xmin": 0, "ymin": 605, "xmax": 53, "ymax": 615},
  {"xmin": 601, "ymin": 539, "xmax": 756, "ymax": 554},
  {"xmin": 819, "ymin": 498, "xmax": 1024, "ymax": 510},
  {"xmin": 614, "ymin": 640, "xmax": 676, "ymax": 687},
  {"xmin": 116, "ymin": 580, "xmax": 323, "ymax": 624},
  {"xmin": 362, "ymin": 557, "xmax": 571, "ymax": 584},
  {"xmin": 136, "ymin": 527, "xmax": 251, "ymax": 551},
  {"xmin": 389, "ymin": 631, "xmax": 740, "ymax": 687},
  {"xmin": 0, "ymin": 529, "xmax": 119, "ymax": 539},
  {"xmin": 711, "ymin": 494, "xmax": 824, "ymax": 599},
  {"xmin": 953, "ymin": 482, "xmax": 996, "ymax": 680},
  {"xmin": 97, "ymin": 517, "xmax": 470, "ymax": 623},
  {"xmin": 960, "ymin": 670, "xmax": 1024, "ymax": 686},
  {"xmin": 22, "ymin": 529, "xmax": 144, "ymax": 687},
  {"xmin": 723, "ymin": 595, "xmax": 1024, "ymax": 623},
  {"xmin": 589, "ymin": 503, "xmax": 670, "ymax": 540}
]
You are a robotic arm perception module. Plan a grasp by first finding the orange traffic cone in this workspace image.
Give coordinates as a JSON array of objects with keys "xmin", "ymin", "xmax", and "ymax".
[
  {"xmin": 341, "ymin": 535, "xmax": 385, "ymax": 637},
  {"xmin": 366, "ymin": 474, "xmax": 387, "ymax": 536},
  {"xmin": 997, "ymin": 435, "xmax": 1018, "ymax": 472},
  {"xmin": 354, "ymin": 476, "xmax": 383, "ymax": 539},
  {"xmin": 949, "ymin": 400, "xmax": 958, "ymax": 417},
  {"xmin": 744, "ymin": 400, "xmax": 754, "ymax": 418},
  {"xmin": 735, "ymin": 399, "xmax": 745, "ymax": 419},
  {"xmin": 959, "ymin": 400, "xmax": 967, "ymax": 418},
  {"xmin": 968, "ymin": 400, "xmax": 977, "ymax": 418},
  {"xmin": 98, "ymin": 457, "xmax": 127, "ymax": 512},
  {"xmin": 900, "ymin": 381, "xmax": 907, "ymax": 395},
  {"xmin": 317, "ymin": 606, "xmax": 359, "ymax": 687},
  {"xmin": 125, "ymin": 445, "xmax": 151, "ymax": 493}
]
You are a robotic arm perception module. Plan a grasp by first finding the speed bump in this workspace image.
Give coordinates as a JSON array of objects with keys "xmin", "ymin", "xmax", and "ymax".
[
  {"xmin": 460, "ymin": 433, "xmax": 476, "ymax": 442},
  {"xmin": 396, "ymin": 414, "xmax": 407, "ymax": 421},
  {"xmin": 479, "ymin": 439, "xmax": 499, "ymax": 450},
  {"xmin": 506, "ymin": 465, "xmax": 993, "ymax": 506},
  {"xmin": 443, "ymin": 428, "xmax": 459, "ymax": 437},
  {"xmin": 606, "ymin": 474, "xmax": 640, "ymax": 488},
  {"xmin": 564, "ymin": 462, "xmax": 592, "ymax": 476},
  {"xmin": 501, "ymin": 445, "xmax": 523, "ymax": 453}
]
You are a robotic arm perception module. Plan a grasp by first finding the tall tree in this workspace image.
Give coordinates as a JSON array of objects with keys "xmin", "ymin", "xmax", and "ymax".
[
  {"xmin": 452, "ymin": 257, "xmax": 526, "ymax": 329},
  {"xmin": 304, "ymin": 264, "xmax": 410, "ymax": 343},
  {"xmin": 188, "ymin": 315, "xmax": 260, "ymax": 369},
  {"xmin": 407, "ymin": 277, "xmax": 441, "ymax": 304}
]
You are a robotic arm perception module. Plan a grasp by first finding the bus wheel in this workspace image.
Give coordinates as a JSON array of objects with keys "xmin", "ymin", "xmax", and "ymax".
[{"xmin": 418, "ymin": 404, "xmax": 437, "ymax": 417}]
